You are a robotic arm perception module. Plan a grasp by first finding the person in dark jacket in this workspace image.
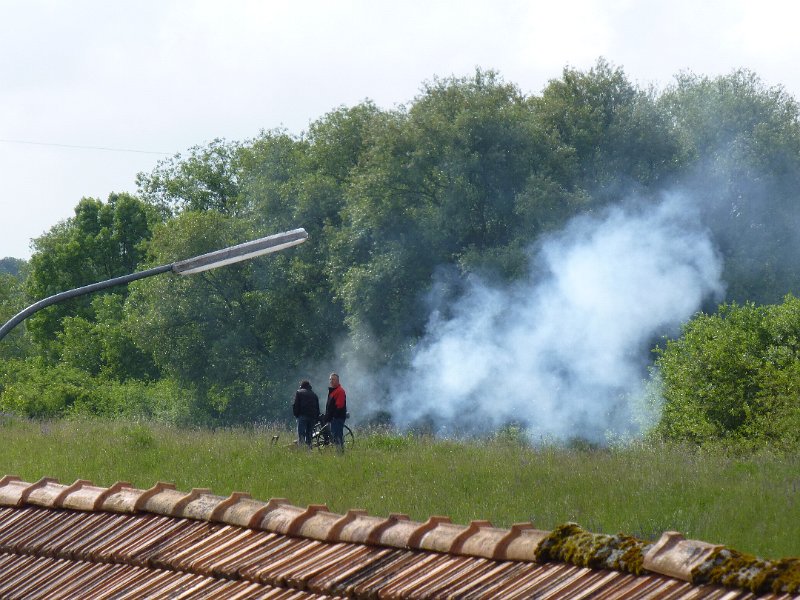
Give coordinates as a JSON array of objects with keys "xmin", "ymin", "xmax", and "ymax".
[
  {"xmin": 293, "ymin": 380, "xmax": 320, "ymax": 448},
  {"xmin": 324, "ymin": 372, "xmax": 347, "ymax": 451}
]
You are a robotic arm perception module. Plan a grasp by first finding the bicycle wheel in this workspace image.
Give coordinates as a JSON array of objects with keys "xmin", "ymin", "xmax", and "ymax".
[
  {"xmin": 312, "ymin": 422, "xmax": 331, "ymax": 449},
  {"xmin": 342, "ymin": 424, "xmax": 354, "ymax": 448},
  {"xmin": 315, "ymin": 422, "xmax": 353, "ymax": 450}
]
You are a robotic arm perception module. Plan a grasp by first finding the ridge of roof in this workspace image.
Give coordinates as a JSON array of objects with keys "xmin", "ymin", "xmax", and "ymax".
[{"xmin": 1, "ymin": 475, "xmax": 797, "ymax": 597}]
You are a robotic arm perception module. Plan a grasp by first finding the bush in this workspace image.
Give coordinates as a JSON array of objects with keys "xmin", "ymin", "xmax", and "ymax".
[
  {"xmin": 655, "ymin": 295, "xmax": 800, "ymax": 447},
  {"xmin": 0, "ymin": 359, "xmax": 97, "ymax": 418},
  {"xmin": 0, "ymin": 358, "xmax": 195, "ymax": 425}
]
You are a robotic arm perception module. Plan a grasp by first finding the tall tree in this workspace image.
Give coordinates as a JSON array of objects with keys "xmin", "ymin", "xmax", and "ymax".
[
  {"xmin": 660, "ymin": 70, "xmax": 800, "ymax": 304},
  {"xmin": 125, "ymin": 210, "xmax": 321, "ymax": 423},
  {"xmin": 25, "ymin": 193, "xmax": 158, "ymax": 356},
  {"xmin": 0, "ymin": 258, "xmax": 26, "ymax": 277},
  {"xmin": 334, "ymin": 70, "xmax": 580, "ymax": 359},
  {"xmin": 534, "ymin": 58, "xmax": 685, "ymax": 204},
  {"xmin": 137, "ymin": 138, "xmax": 242, "ymax": 215}
]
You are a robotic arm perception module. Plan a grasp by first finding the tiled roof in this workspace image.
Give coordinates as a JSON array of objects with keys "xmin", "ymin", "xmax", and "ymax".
[{"xmin": 0, "ymin": 475, "xmax": 797, "ymax": 599}]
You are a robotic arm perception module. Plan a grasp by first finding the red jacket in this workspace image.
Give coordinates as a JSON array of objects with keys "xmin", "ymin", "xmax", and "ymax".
[{"xmin": 325, "ymin": 385, "xmax": 347, "ymax": 420}]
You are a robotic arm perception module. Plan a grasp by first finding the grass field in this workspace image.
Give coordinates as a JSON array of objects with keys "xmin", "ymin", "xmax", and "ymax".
[{"xmin": 1, "ymin": 416, "xmax": 797, "ymax": 560}]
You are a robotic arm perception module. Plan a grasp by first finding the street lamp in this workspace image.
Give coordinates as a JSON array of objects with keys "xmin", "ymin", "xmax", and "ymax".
[{"xmin": 0, "ymin": 227, "xmax": 308, "ymax": 342}]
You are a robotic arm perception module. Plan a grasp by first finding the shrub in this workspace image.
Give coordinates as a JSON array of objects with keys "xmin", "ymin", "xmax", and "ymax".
[
  {"xmin": 655, "ymin": 295, "xmax": 800, "ymax": 446},
  {"xmin": 0, "ymin": 359, "xmax": 196, "ymax": 425}
]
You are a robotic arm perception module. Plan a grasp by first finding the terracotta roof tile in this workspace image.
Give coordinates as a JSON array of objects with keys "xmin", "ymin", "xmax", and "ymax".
[
  {"xmin": 258, "ymin": 499, "xmax": 309, "ymax": 534},
  {"xmin": 0, "ymin": 476, "xmax": 795, "ymax": 598},
  {"xmin": 643, "ymin": 531, "xmax": 723, "ymax": 582}
]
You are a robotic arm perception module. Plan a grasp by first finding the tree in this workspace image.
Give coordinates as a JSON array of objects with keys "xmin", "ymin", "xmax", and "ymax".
[
  {"xmin": 332, "ymin": 71, "xmax": 573, "ymax": 358},
  {"xmin": 660, "ymin": 70, "xmax": 800, "ymax": 304},
  {"xmin": 0, "ymin": 258, "xmax": 26, "ymax": 277},
  {"xmin": 57, "ymin": 294, "xmax": 158, "ymax": 381},
  {"xmin": 406, "ymin": 70, "xmax": 547, "ymax": 263},
  {"xmin": 0, "ymin": 273, "xmax": 30, "ymax": 360},
  {"xmin": 534, "ymin": 58, "xmax": 686, "ymax": 204},
  {"xmin": 137, "ymin": 138, "xmax": 242, "ymax": 215},
  {"xmin": 24, "ymin": 193, "xmax": 158, "ymax": 358},
  {"xmin": 239, "ymin": 107, "xmax": 412, "ymax": 362},
  {"xmin": 125, "ymin": 210, "xmax": 321, "ymax": 423}
]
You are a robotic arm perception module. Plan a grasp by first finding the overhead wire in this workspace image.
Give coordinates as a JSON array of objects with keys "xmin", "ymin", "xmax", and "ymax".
[{"xmin": 0, "ymin": 138, "xmax": 171, "ymax": 155}]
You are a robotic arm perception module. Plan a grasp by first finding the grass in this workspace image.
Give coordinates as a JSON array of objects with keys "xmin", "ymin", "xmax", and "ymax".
[{"xmin": 0, "ymin": 415, "xmax": 797, "ymax": 559}]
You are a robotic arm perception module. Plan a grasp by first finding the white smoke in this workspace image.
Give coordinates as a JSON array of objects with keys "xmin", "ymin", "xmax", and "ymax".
[{"xmin": 386, "ymin": 192, "xmax": 725, "ymax": 442}]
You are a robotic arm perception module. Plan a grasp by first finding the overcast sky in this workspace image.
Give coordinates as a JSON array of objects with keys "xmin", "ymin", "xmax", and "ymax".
[{"xmin": 2, "ymin": 0, "xmax": 799, "ymax": 260}]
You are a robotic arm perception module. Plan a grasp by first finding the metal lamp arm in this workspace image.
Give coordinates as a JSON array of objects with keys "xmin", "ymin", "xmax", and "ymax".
[
  {"xmin": 0, "ymin": 264, "xmax": 173, "ymax": 342},
  {"xmin": 0, "ymin": 227, "xmax": 307, "ymax": 343}
]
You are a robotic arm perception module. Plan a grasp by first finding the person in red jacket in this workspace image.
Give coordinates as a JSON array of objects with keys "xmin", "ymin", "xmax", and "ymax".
[{"xmin": 324, "ymin": 372, "xmax": 347, "ymax": 451}]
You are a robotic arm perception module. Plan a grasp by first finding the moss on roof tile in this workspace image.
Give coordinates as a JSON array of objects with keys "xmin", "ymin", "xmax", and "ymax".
[
  {"xmin": 534, "ymin": 523, "xmax": 652, "ymax": 575},
  {"xmin": 692, "ymin": 547, "xmax": 800, "ymax": 595}
]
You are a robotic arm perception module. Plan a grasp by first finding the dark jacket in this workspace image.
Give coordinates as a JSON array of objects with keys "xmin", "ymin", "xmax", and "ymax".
[
  {"xmin": 293, "ymin": 384, "xmax": 320, "ymax": 419},
  {"xmin": 325, "ymin": 384, "xmax": 347, "ymax": 420}
]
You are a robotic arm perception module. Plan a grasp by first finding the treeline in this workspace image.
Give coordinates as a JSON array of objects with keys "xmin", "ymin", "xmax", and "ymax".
[{"xmin": 1, "ymin": 60, "xmax": 800, "ymax": 445}]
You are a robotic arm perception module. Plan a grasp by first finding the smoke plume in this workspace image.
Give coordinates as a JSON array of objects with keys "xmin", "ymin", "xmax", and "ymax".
[{"xmin": 383, "ymin": 192, "xmax": 725, "ymax": 442}]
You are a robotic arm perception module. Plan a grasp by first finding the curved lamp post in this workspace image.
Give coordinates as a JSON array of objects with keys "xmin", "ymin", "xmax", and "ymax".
[{"xmin": 0, "ymin": 227, "xmax": 308, "ymax": 342}]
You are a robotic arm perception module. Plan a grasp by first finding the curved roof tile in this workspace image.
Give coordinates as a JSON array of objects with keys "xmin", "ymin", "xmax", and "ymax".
[{"xmin": 0, "ymin": 476, "xmax": 795, "ymax": 598}]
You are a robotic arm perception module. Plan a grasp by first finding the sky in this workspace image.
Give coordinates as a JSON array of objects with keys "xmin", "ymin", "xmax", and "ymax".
[{"xmin": 2, "ymin": 0, "xmax": 799, "ymax": 260}]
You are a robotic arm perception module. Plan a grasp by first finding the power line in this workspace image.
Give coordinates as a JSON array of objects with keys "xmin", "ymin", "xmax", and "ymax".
[{"xmin": 0, "ymin": 138, "xmax": 171, "ymax": 155}]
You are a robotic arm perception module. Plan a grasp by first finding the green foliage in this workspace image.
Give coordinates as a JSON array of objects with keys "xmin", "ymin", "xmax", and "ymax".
[
  {"xmin": 655, "ymin": 295, "xmax": 800, "ymax": 446},
  {"xmin": 0, "ymin": 359, "xmax": 195, "ymax": 423},
  {"xmin": 0, "ymin": 358, "xmax": 101, "ymax": 417},
  {"xmin": 57, "ymin": 315, "xmax": 103, "ymax": 375},
  {"xmin": 136, "ymin": 138, "xmax": 243, "ymax": 214},
  {"xmin": 0, "ymin": 257, "xmax": 27, "ymax": 277},
  {"xmin": 0, "ymin": 273, "xmax": 30, "ymax": 360},
  {"xmin": 534, "ymin": 58, "xmax": 685, "ymax": 202},
  {"xmin": 660, "ymin": 70, "xmax": 800, "ymax": 304},
  {"xmin": 56, "ymin": 295, "xmax": 158, "ymax": 380},
  {"xmin": 24, "ymin": 193, "xmax": 158, "ymax": 351}
]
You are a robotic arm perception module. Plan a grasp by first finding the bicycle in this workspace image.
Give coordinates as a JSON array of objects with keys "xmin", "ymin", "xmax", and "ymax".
[{"xmin": 311, "ymin": 415, "xmax": 354, "ymax": 450}]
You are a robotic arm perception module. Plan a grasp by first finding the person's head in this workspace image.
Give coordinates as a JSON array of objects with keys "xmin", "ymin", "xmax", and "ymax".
[
  {"xmin": 328, "ymin": 372, "xmax": 340, "ymax": 388},
  {"xmin": 299, "ymin": 379, "xmax": 311, "ymax": 390}
]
